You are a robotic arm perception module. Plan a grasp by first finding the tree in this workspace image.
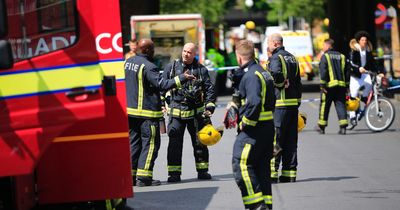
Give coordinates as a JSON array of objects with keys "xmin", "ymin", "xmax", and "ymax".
[
  {"xmin": 160, "ymin": 0, "xmax": 232, "ymax": 26},
  {"xmin": 267, "ymin": 0, "xmax": 326, "ymax": 26}
]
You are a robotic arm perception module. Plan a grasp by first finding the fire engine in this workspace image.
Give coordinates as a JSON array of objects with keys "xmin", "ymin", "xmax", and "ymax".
[{"xmin": 0, "ymin": 0, "xmax": 136, "ymax": 209}]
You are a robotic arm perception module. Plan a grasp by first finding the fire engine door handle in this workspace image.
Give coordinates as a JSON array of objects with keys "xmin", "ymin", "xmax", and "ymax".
[{"xmin": 65, "ymin": 88, "xmax": 99, "ymax": 98}]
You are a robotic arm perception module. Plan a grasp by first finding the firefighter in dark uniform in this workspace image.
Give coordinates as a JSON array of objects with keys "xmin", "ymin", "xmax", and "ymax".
[
  {"xmin": 125, "ymin": 39, "xmax": 195, "ymax": 187},
  {"xmin": 317, "ymin": 39, "xmax": 350, "ymax": 135},
  {"xmin": 162, "ymin": 43, "xmax": 216, "ymax": 182},
  {"xmin": 232, "ymin": 40, "xmax": 275, "ymax": 210},
  {"xmin": 267, "ymin": 33, "xmax": 302, "ymax": 183}
]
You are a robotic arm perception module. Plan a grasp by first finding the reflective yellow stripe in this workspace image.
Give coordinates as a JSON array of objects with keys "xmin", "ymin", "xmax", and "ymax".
[
  {"xmin": 137, "ymin": 169, "xmax": 152, "ymax": 177},
  {"xmin": 276, "ymin": 99, "xmax": 298, "ymax": 106},
  {"xmin": 271, "ymin": 171, "xmax": 278, "ymax": 179},
  {"xmin": 341, "ymin": 54, "xmax": 346, "ymax": 84},
  {"xmin": 243, "ymin": 192, "xmax": 264, "ymax": 205},
  {"xmin": 168, "ymin": 165, "xmax": 182, "ymax": 172},
  {"xmin": 0, "ymin": 61, "xmax": 125, "ymax": 99},
  {"xmin": 263, "ymin": 195, "xmax": 273, "ymax": 205},
  {"xmin": 171, "ymin": 107, "xmax": 205, "ymax": 118},
  {"xmin": 327, "ymin": 80, "xmax": 346, "ymax": 87},
  {"xmin": 240, "ymin": 144, "xmax": 254, "ymax": 195},
  {"xmin": 281, "ymin": 170, "xmax": 297, "ymax": 178},
  {"xmin": 278, "ymin": 55, "xmax": 287, "ymax": 79},
  {"xmin": 126, "ymin": 108, "xmax": 163, "ymax": 118},
  {"xmin": 174, "ymin": 76, "xmax": 182, "ymax": 88},
  {"xmin": 319, "ymin": 92, "xmax": 326, "ymax": 124},
  {"xmin": 242, "ymin": 116, "xmax": 257, "ymax": 126},
  {"xmin": 144, "ymin": 125, "xmax": 156, "ymax": 170},
  {"xmin": 318, "ymin": 120, "xmax": 327, "ymax": 126},
  {"xmin": 54, "ymin": 132, "xmax": 128, "ymax": 143},
  {"xmin": 325, "ymin": 54, "xmax": 335, "ymax": 84},
  {"xmin": 241, "ymin": 99, "xmax": 246, "ymax": 105},
  {"xmin": 259, "ymin": 111, "xmax": 273, "ymax": 121},
  {"xmin": 339, "ymin": 119, "xmax": 348, "ymax": 125},
  {"xmin": 105, "ymin": 200, "xmax": 113, "ymax": 210},
  {"xmin": 196, "ymin": 162, "xmax": 209, "ymax": 169},
  {"xmin": 131, "ymin": 169, "xmax": 137, "ymax": 176},
  {"xmin": 137, "ymin": 64, "xmax": 145, "ymax": 110}
]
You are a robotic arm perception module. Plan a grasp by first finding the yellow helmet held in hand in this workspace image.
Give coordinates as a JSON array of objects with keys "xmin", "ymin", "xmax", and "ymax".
[
  {"xmin": 198, "ymin": 124, "xmax": 224, "ymax": 146},
  {"xmin": 346, "ymin": 97, "xmax": 360, "ymax": 111},
  {"xmin": 298, "ymin": 112, "xmax": 307, "ymax": 132}
]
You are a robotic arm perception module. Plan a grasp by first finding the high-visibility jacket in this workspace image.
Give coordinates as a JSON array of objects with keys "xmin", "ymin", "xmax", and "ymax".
[
  {"xmin": 268, "ymin": 47, "xmax": 302, "ymax": 107},
  {"xmin": 238, "ymin": 60, "xmax": 276, "ymax": 129},
  {"xmin": 125, "ymin": 54, "xmax": 187, "ymax": 119},
  {"xmin": 162, "ymin": 59, "xmax": 216, "ymax": 119},
  {"xmin": 319, "ymin": 49, "xmax": 349, "ymax": 88}
]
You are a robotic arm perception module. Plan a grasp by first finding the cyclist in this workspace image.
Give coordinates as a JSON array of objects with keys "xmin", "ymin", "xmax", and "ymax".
[{"xmin": 348, "ymin": 31, "xmax": 384, "ymax": 125}]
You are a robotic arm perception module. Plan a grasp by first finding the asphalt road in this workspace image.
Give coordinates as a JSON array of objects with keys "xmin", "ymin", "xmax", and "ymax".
[{"xmin": 127, "ymin": 93, "xmax": 400, "ymax": 210}]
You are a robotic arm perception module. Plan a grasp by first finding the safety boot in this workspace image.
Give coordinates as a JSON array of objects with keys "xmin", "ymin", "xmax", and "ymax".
[
  {"xmin": 136, "ymin": 179, "xmax": 161, "ymax": 187},
  {"xmin": 249, "ymin": 202, "xmax": 269, "ymax": 210},
  {"xmin": 270, "ymin": 177, "xmax": 278, "ymax": 184},
  {"xmin": 316, "ymin": 125, "xmax": 325, "ymax": 134},
  {"xmin": 197, "ymin": 172, "xmax": 212, "ymax": 180},
  {"xmin": 338, "ymin": 127, "xmax": 346, "ymax": 135},
  {"xmin": 167, "ymin": 175, "xmax": 181, "ymax": 183}
]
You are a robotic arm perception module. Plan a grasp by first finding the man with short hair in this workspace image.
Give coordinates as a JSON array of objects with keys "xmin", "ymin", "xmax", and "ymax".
[
  {"xmin": 125, "ymin": 39, "xmax": 194, "ymax": 186},
  {"xmin": 232, "ymin": 40, "xmax": 276, "ymax": 210},
  {"xmin": 318, "ymin": 39, "xmax": 349, "ymax": 134},
  {"xmin": 162, "ymin": 43, "xmax": 216, "ymax": 183},
  {"xmin": 267, "ymin": 33, "xmax": 302, "ymax": 183}
]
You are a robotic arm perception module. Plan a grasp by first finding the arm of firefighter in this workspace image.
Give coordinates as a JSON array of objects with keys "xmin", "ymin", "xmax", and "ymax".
[
  {"xmin": 145, "ymin": 65, "xmax": 186, "ymax": 91},
  {"xmin": 202, "ymin": 67, "xmax": 217, "ymax": 114},
  {"xmin": 319, "ymin": 54, "xmax": 328, "ymax": 89},
  {"xmin": 240, "ymin": 75, "xmax": 262, "ymax": 129},
  {"xmin": 269, "ymin": 55, "xmax": 285, "ymax": 89}
]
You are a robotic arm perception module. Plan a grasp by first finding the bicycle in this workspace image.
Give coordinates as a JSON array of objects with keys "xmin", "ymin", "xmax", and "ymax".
[{"xmin": 348, "ymin": 71, "xmax": 396, "ymax": 132}]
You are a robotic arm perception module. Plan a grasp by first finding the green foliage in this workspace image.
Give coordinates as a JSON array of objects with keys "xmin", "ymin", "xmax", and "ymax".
[
  {"xmin": 267, "ymin": 0, "xmax": 326, "ymax": 25},
  {"xmin": 160, "ymin": 0, "xmax": 231, "ymax": 26}
]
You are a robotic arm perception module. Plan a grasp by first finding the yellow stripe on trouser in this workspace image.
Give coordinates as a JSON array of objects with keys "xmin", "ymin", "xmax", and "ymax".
[
  {"xmin": 105, "ymin": 200, "xmax": 113, "ymax": 210},
  {"xmin": 137, "ymin": 64, "xmax": 145, "ymax": 110},
  {"xmin": 240, "ymin": 143, "xmax": 263, "ymax": 205},
  {"xmin": 196, "ymin": 162, "xmax": 209, "ymax": 169},
  {"xmin": 339, "ymin": 119, "xmax": 348, "ymax": 125},
  {"xmin": 168, "ymin": 165, "xmax": 182, "ymax": 172},
  {"xmin": 131, "ymin": 169, "xmax": 137, "ymax": 176},
  {"xmin": 281, "ymin": 170, "xmax": 297, "ymax": 178},
  {"xmin": 271, "ymin": 130, "xmax": 278, "ymax": 178},
  {"xmin": 263, "ymin": 195, "xmax": 273, "ymax": 205},
  {"xmin": 144, "ymin": 125, "xmax": 156, "ymax": 170},
  {"xmin": 318, "ymin": 92, "xmax": 327, "ymax": 126}
]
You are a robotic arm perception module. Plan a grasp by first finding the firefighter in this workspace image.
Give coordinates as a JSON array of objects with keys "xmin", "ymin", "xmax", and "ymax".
[
  {"xmin": 267, "ymin": 33, "xmax": 302, "ymax": 183},
  {"xmin": 162, "ymin": 43, "xmax": 216, "ymax": 183},
  {"xmin": 317, "ymin": 39, "xmax": 350, "ymax": 135},
  {"xmin": 232, "ymin": 40, "xmax": 275, "ymax": 210},
  {"xmin": 125, "ymin": 39, "xmax": 195, "ymax": 187}
]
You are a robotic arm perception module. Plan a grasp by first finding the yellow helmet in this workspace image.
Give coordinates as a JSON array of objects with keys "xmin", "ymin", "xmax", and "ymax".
[
  {"xmin": 198, "ymin": 124, "xmax": 223, "ymax": 146},
  {"xmin": 298, "ymin": 112, "xmax": 307, "ymax": 132},
  {"xmin": 346, "ymin": 97, "xmax": 360, "ymax": 111}
]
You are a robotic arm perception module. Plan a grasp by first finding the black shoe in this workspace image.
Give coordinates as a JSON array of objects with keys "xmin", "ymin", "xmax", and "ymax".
[
  {"xmin": 315, "ymin": 125, "xmax": 325, "ymax": 134},
  {"xmin": 338, "ymin": 127, "xmax": 346, "ymax": 135},
  {"xmin": 279, "ymin": 176, "xmax": 296, "ymax": 183},
  {"xmin": 271, "ymin": 177, "xmax": 278, "ymax": 183},
  {"xmin": 167, "ymin": 175, "xmax": 181, "ymax": 183},
  {"xmin": 273, "ymin": 145, "xmax": 282, "ymax": 157},
  {"xmin": 136, "ymin": 179, "xmax": 161, "ymax": 187},
  {"xmin": 197, "ymin": 172, "xmax": 212, "ymax": 180}
]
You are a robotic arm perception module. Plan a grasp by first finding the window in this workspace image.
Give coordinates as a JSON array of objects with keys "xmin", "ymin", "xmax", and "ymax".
[{"xmin": 6, "ymin": 0, "xmax": 77, "ymax": 61}]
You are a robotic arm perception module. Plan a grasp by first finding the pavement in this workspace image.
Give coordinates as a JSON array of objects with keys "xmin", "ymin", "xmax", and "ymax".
[{"xmin": 127, "ymin": 93, "xmax": 400, "ymax": 210}]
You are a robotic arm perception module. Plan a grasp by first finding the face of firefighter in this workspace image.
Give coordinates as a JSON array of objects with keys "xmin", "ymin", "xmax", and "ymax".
[
  {"xmin": 129, "ymin": 41, "xmax": 138, "ymax": 53},
  {"xmin": 182, "ymin": 43, "xmax": 196, "ymax": 65},
  {"xmin": 358, "ymin": 37, "xmax": 368, "ymax": 49},
  {"xmin": 322, "ymin": 42, "xmax": 331, "ymax": 53}
]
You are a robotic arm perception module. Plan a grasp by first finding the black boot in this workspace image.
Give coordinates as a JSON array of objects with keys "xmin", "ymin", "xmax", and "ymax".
[
  {"xmin": 338, "ymin": 127, "xmax": 346, "ymax": 135},
  {"xmin": 167, "ymin": 175, "xmax": 181, "ymax": 183},
  {"xmin": 279, "ymin": 176, "xmax": 296, "ymax": 183},
  {"xmin": 197, "ymin": 172, "xmax": 212, "ymax": 180},
  {"xmin": 249, "ymin": 202, "xmax": 268, "ymax": 210},
  {"xmin": 316, "ymin": 125, "xmax": 325, "ymax": 134},
  {"xmin": 136, "ymin": 179, "xmax": 161, "ymax": 187}
]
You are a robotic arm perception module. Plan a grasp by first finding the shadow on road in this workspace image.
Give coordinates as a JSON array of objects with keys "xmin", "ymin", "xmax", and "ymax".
[
  {"xmin": 127, "ymin": 187, "xmax": 218, "ymax": 210},
  {"xmin": 297, "ymin": 176, "xmax": 358, "ymax": 183}
]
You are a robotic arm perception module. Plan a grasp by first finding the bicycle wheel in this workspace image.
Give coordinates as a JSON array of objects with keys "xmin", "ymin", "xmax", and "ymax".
[{"xmin": 365, "ymin": 97, "xmax": 396, "ymax": 132}]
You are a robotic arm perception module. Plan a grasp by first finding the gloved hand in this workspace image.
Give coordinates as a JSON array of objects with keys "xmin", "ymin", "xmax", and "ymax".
[{"xmin": 223, "ymin": 102, "xmax": 239, "ymax": 129}]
